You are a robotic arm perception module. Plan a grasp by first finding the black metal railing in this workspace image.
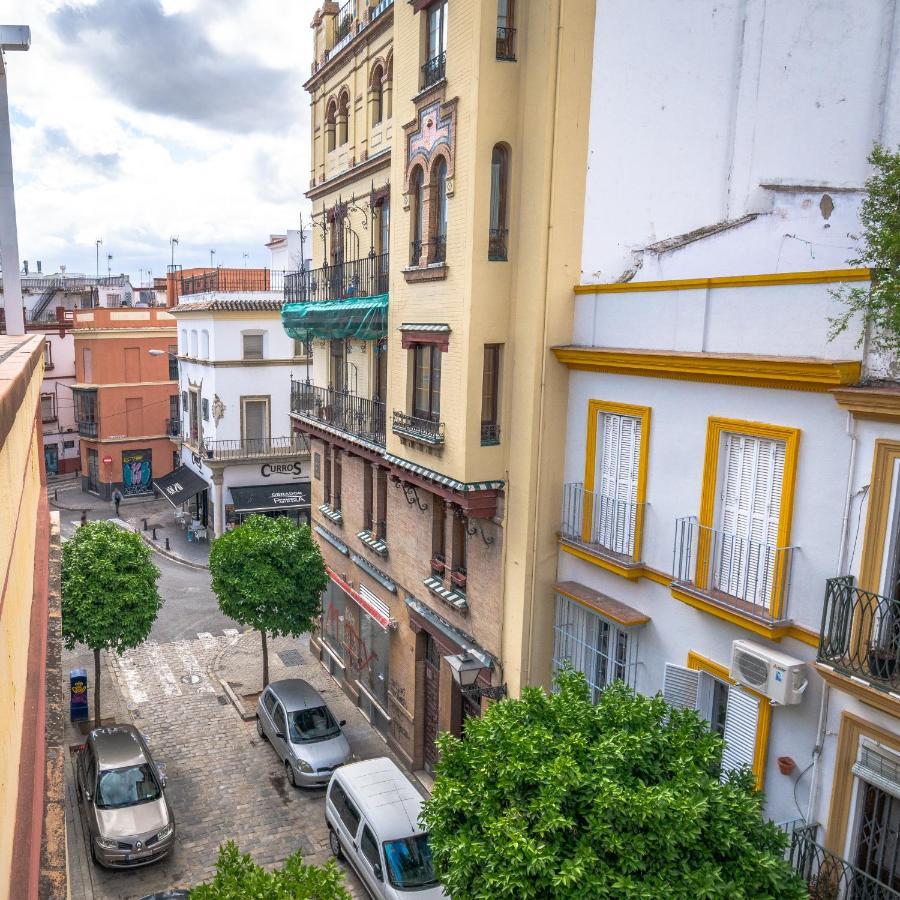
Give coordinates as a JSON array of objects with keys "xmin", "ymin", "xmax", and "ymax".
[
  {"xmin": 201, "ymin": 435, "xmax": 309, "ymax": 461},
  {"xmin": 432, "ymin": 234, "xmax": 446, "ymax": 264},
  {"xmin": 166, "ymin": 418, "xmax": 182, "ymax": 438},
  {"xmin": 409, "ymin": 238, "xmax": 446, "ymax": 268},
  {"xmin": 481, "ymin": 422, "xmax": 501, "ymax": 445},
  {"xmin": 180, "ymin": 269, "xmax": 285, "ymax": 296},
  {"xmin": 421, "ymin": 51, "xmax": 446, "ymax": 90},
  {"xmin": 789, "ymin": 823, "xmax": 900, "ymax": 899},
  {"xmin": 334, "ymin": 1, "xmax": 354, "ymax": 43},
  {"xmin": 496, "ymin": 27, "xmax": 516, "ymax": 60},
  {"xmin": 290, "ymin": 380, "xmax": 386, "ymax": 446},
  {"xmin": 284, "ymin": 253, "xmax": 388, "ymax": 303},
  {"xmin": 410, "ymin": 240, "xmax": 423, "ymax": 267},
  {"xmin": 820, "ymin": 576, "xmax": 900, "ymax": 692},
  {"xmin": 488, "ymin": 228, "xmax": 508, "ymax": 261},
  {"xmin": 76, "ymin": 420, "xmax": 98, "ymax": 438},
  {"xmin": 561, "ymin": 482, "xmax": 644, "ymax": 562},
  {"xmin": 393, "ymin": 410, "xmax": 445, "ymax": 445}
]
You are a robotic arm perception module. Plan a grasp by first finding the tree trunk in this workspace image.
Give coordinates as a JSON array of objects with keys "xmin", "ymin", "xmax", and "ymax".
[
  {"xmin": 261, "ymin": 630, "xmax": 269, "ymax": 689},
  {"xmin": 93, "ymin": 647, "xmax": 102, "ymax": 729}
]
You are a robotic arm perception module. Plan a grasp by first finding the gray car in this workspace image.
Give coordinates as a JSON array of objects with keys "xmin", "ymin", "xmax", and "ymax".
[
  {"xmin": 256, "ymin": 679, "xmax": 351, "ymax": 787},
  {"xmin": 76, "ymin": 725, "xmax": 175, "ymax": 868}
]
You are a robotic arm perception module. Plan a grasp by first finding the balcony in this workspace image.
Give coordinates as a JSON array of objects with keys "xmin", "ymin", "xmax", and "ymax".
[
  {"xmin": 290, "ymin": 380, "xmax": 386, "ymax": 447},
  {"xmin": 672, "ymin": 516, "xmax": 795, "ymax": 626},
  {"xmin": 392, "ymin": 411, "xmax": 445, "ymax": 447},
  {"xmin": 333, "ymin": 1, "xmax": 354, "ymax": 43},
  {"xmin": 371, "ymin": 0, "xmax": 393, "ymax": 20},
  {"xmin": 284, "ymin": 254, "xmax": 388, "ymax": 304},
  {"xmin": 76, "ymin": 420, "xmax": 98, "ymax": 438},
  {"xmin": 179, "ymin": 269, "xmax": 285, "ymax": 297},
  {"xmin": 166, "ymin": 418, "xmax": 181, "ymax": 438},
  {"xmin": 819, "ymin": 576, "xmax": 900, "ymax": 694},
  {"xmin": 488, "ymin": 228, "xmax": 508, "ymax": 261},
  {"xmin": 788, "ymin": 823, "xmax": 899, "ymax": 899},
  {"xmin": 421, "ymin": 51, "xmax": 446, "ymax": 90},
  {"xmin": 200, "ymin": 435, "xmax": 309, "ymax": 462},
  {"xmin": 496, "ymin": 27, "xmax": 516, "ymax": 61}
]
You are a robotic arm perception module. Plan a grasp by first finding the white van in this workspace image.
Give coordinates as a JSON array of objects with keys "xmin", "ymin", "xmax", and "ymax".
[{"xmin": 325, "ymin": 757, "xmax": 447, "ymax": 899}]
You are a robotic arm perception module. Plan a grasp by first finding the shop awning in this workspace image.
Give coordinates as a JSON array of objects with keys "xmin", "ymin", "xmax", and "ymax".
[
  {"xmin": 281, "ymin": 294, "xmax": 388, "ymax": 341},
  {"xmin": 153, "ymin": 465, "xmax": 208, "ymax": 508},
  {"xmin": 230, "ymin": 481, "xmax": 311, "ymax": 514}
]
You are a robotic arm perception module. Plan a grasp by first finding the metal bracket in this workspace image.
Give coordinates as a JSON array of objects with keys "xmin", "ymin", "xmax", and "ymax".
[
  {"xmin": 453, "ymin": 505, "xmax": 494, "ymax": 545},
  {"xmin": 395, "ymin": 479, "xmax": 428, "ymax": 512},
  {"xmin": 460, "ymin": 682, "xmax": 507, "ymax": 700}
]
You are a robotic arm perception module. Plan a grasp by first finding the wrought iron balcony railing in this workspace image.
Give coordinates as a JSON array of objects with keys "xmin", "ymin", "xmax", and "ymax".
[
  {"xmin": 166, "ymin": 418, "xmax": 182, "ymax": 438},
  {"xmin": 432, "ymin": 234, "xmax": 446, "ymax": 264},
  {"xmin": 560, "ymin": 482, "xmax": 644, "ymax": 563},
  {"xmin": 200, "ymin": 435, "xmax": 309, "ymax": 461},
  {"xmin": 820, "ymin": 576, "xmax": 900, "ymax": 692},
  {"xmin": 409, "ymin": 239, "xmax": 445, "ymax": 268},
  {"xmin": 76, "ymin": 420, "xmax": 98, "ymax": 438},
  {"xmin": 673, "ymin": 516, "xmax": 795, "ymax": 624},
  {"xmin": 334, "ymin": 1, "xmax": 354, "ymax": 43},
  {"xmin": 480, "ymin": 422, "xmax": 501, "ymax": 446},
  {"xmin": 392, "ymin": 410, "xmax": 445, "ymax": 446},
  {"xmin": 496, "ymin": 26, "xmax": 516, "ymax": 60},
  {"xmin": 789, "ymin": 823, "xmax": 900, "ymax": 899},
  {"xmin": 409, "ymin": 240, "xmax": 422, "ymax": 267},
  {"xmin": 488, "ymin": 227, "xmax": 508, "ymax": 261},
  {"xmin": 290, "ymin": 380, "xmax": 386, "ymax": 447},
  {"xmin": 284, "ymin": 253, "xmax": 388, "ymax": 303},
  {"xmin": 180, "ymin": 269, "xmax": 285, "ymax": 297},
  {"xmin": 421, "ymin": 51, "xmax": 446, "ymax": 90}
]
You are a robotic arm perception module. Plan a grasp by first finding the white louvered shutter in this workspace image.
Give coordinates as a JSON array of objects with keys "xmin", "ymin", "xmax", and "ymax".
[
  {"xmin": 662, "ymin": 663, "xmax": 700, "ymax": 710},
  {"xmin": 720, "ymin": 686, "xmax": 759, "ymax": 780},
  {"xmin": 597, "ymin": 413, "xmax": 641, "ymax": 555}
]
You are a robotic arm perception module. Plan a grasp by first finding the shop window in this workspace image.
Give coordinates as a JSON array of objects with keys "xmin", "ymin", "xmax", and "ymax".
[{"xmin": 488, "ymin": 144, "xmax": 510, "ymax": 260}]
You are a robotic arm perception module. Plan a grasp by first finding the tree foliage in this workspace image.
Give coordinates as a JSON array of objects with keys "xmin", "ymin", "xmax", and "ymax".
[
  {"xmin": 830, "ymin": 143, "xmax": 900, "ymax": 354},
  {"xmin": 421, "ymin": 670, "xmax": 806, "ymax": 900},
  {"xmin": 190, "ymin": 841, "xmax": 351, "ymax": 900}
]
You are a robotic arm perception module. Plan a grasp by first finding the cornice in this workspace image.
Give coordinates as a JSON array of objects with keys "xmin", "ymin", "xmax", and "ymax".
[
  {"xmin": 307, "ymin": 151, "xmax": 391, "ymax": 202},
  {"xmin": 831, "ymin": 385, "xmax": 900, "ymax": 420}
]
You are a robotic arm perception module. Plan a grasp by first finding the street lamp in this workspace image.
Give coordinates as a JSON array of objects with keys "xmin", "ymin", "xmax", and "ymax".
[
  {"xmin": 95, "ymin": 239, "xmax": 102, "ymax": 280},
  {"xmin": 445, "ymin": 653, "xmax": 507, "ymax": 700},
  {"xmin": 210, "ymin": 249, "xmax": 215, "ymax": 269}
]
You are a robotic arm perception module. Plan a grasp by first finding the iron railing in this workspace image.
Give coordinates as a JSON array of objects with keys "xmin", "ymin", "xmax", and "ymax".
[
  {"xmin": 672, "ymin": 516, "xmax": 795, "ymax": 624},
  {"xmin": 819, "ymin": 576, "xmax": 900, "ymax": 692},
  {"xmin": 488, "ymin": 227, "xmax": 508, "ymax": 261},
  {"xmin": 76, "ymin": 420, "xmax": 98, "ymax": 438},
  {"xmin": 481, "ymin": 422, "xmax": 501, "ymax": 445},
  {"xmin": 290, "ymin": 380, "xmax": 386, "ymax": 447},
  {"xmin": 410, "ymin": 238, "xmax": 446, "ymax": 267},
  {"xmin": 283, "ymin": 254, "xmax": 388, "ymax": 303},
  {"xmin": 496, "ymin": 27, "xmax": 516, "ymax": 60},
  {"xmin": 789, "ymin": 823, "xmax": 900, "ymax": 899},
  {"xmin": 392, "ymin": 410, "xmax": 445, "ymax": 445},
  {"xmin": 560, "ymin": 482, "xmax": 643, "ymax": 562},
  {"xmin": 410, "ymin": 240, "xmax": 423, "ymax": 267},
  {"xmin": 201, "ymin": 435, "xmax": 309, "ymax": 461},
  {"xmin": 334, "ymin": 1, "xmax": 354, "ymax": 43},
  {"xmin": 432, "ymin": 234, "xmax": 447, "ymax": 264},
  {"xmin": 372, "ymin": 0, "xmax": 393, "ymax": 19},
  {"xmin": 166, "ymin": 418, "xmax": 181, "ymax": 438},
  {"xmin": 179, "ymin": 269, "xmax": 285, "ymax": 296},
  {"xmin": 421, "ymin": 51, "xmax": 446, "ymax": 89}
]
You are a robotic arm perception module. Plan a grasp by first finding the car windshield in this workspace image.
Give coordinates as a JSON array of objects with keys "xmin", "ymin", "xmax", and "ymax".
[
  {"xmin": 288, "ymin": 705, "xmax": 341, "ymax": 743},
  {"xmin": 95, "ymin": 764, "xmax": 161, "ymax": 810},
  {"xmin": 383, "ymin": 833, "xmax": 439, "ymax": 890}
]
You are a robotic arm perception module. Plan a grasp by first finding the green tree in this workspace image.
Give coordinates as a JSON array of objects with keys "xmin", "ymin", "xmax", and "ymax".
[
  {"xmin": 421, "ymin": 670, "xmax": 806, "ymax": 900},
  {"xmin": 830, "ymin": 143, "xmax": 900, "ymax": 353},
  {"xmin": 209, "ymin": 514, "xmax": 327, "ymax": 687},
  {"xmin": 62, "ymin": 521, "xmax": 162, "ymax": 728},
  {"xmin": 190, "ymin": 841, "xmax": 351, "ymax": 899}
]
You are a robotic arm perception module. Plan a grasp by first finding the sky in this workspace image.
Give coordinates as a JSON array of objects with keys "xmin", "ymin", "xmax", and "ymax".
[{"xmin": 3, "ymin": 0, "xmax": 313, "ymax": 284}]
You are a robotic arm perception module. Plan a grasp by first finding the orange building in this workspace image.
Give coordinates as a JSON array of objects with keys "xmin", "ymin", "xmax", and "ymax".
[{"xmin": 71, "ymin": 307, "xmax": 179, "ymax": 499}]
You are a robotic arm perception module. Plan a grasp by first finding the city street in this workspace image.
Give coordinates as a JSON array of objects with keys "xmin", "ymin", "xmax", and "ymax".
[{"xmin": 56, "ymin": 489, "xmax": 395, "ymax": 899}]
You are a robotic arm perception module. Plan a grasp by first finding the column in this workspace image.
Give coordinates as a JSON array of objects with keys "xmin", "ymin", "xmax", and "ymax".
[{"xmin": 212, "ymin": 470, "xmax": 224, "ymax": 538}]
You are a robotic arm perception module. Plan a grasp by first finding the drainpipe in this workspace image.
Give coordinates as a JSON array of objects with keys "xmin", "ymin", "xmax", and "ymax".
[
  {"xmin": 806, "ymin": 682, "xmax": 830, "ymax": 829},
  {"xmin": 836, "ymin": 411, "xmax": 858, "ymax": 576}
]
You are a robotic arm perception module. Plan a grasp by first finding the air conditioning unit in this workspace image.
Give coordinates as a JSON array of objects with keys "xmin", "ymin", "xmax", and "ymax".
[{"xmin": 729, "ymin": 640, "xmax": 808, "ymax": 705}]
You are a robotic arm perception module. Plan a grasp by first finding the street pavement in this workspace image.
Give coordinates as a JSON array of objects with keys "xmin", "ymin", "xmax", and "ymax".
[{"xmin": 57, "ymin": 486, "xmax": 406, "ymax": 899}]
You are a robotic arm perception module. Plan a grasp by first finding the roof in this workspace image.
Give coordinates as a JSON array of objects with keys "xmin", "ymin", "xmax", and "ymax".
[
  {"xmin": 269, "ymin": 679, "xmax": 324, "ymax": 711},
  {"xmin": 172, "ymin": 294, "xmax": 285, "ymax": 313},
  {"xmin": 555, "ymin": 581, "xmax": 650, "ymax": 628},
  {"xmin": 337, "ymin": 757, "xmax": 425, "ymax": 840},
  {"xmin": 90, "ymin": 725, "xmax": 148, "ymax": 769}
]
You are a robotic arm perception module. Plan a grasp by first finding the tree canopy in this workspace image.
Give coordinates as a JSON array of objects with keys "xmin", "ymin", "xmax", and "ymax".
[
  {"xmin": 190, "ymin": 841, "xmax": 351, "ymax": 899},
  {"xmin": 421, "ymin": 670, "xmax": 806, "ymax": 900}
]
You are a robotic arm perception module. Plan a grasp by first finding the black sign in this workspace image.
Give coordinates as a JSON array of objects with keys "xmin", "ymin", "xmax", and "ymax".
[
  {"xmin": 230, "ymin": 482, "xmax": 311, "ymax": 514},
  {"xmin": 153, "ymin": 465, "xmax": 209, "ymax": 507},
  {"xmin": 261, "ymin": 460, "xmax": 305, "ymax": 478}
]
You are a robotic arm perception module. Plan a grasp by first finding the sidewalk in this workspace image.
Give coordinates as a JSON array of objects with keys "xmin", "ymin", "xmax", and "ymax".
[{"xmin": 123, "ymin": 504, "xmax": 212, "ymax": 569}]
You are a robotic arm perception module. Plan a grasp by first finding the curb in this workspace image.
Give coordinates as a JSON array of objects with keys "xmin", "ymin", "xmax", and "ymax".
[
  {"xmin": 49, "ymin": 496, "xmax": 160, "ymax": 513},
  {"xmin": 137, "ymin": 530, "xmax": 210, "ymax": 570},
  {"xmin": 218, "ymin": 676, "xmax": 257, "ymax": 721}
]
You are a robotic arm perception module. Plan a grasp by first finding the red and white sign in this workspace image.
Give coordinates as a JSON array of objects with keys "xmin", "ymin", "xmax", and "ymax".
[
  {"xmin": 102, "ymin": 456, "xmax": 113, "ymax": 465},
  {"xmin": 326, "ymin": 567, "xmax": 392, "ymax": 630}
]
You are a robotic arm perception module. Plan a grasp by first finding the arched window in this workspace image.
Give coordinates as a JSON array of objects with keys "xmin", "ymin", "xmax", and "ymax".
[
  {"xmin": 489, "ymin": 144, "xmax": 509, "ymax": 260},
  {"xmin": 200, "ymin": 329, "xmax": 209, "ymax": 358},
  {"xmin": 432, "ymin": 157, "xmax": 448, "ymax": 263},
  {"xmin": 337, "ymin": 92, "xmax": 349, "ymax": 146},
  {"xmin": 325, "ymin": 100, "xmax": 337, "ymax": 152},
  {"xmin": 190, "ymin": 329, "xmax": 198, "ymax": 358},
  {"xmin": 371, "ymin": 65, "xmax": 384, "ymax": 126},
  {"xmin": 411, "ymin": 166, "xmax": 425, "ymax": 266}
]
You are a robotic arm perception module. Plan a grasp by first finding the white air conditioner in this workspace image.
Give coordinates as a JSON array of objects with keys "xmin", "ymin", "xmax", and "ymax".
[{"xmin": 729, "ymin": 640, "xmax": 808, "ymax": 705}]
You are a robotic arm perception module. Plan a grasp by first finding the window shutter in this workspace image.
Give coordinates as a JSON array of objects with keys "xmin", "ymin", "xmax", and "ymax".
[
  {"xmin": 720, "ymin": 686, "xmax": 759, "ymax": 780},
  {"xmin": 662, "ymin": 663, "xmax": 700, "ymax": 710},
  {"xmin": 597, "ymin": 413, "xmax": 641, "ymax": 555}
]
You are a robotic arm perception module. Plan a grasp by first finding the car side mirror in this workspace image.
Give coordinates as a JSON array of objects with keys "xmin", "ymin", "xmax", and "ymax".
[
  {"xmin": 159, "ymin": 774, "xmax": 168, "ymax": 788},
  {"xmin": 339, "ymin": 720, "xmax": 346, "ymax": 727},
  {"xmin": 374, "ymin": 863, "xmax": 383, "ymax": 882}
]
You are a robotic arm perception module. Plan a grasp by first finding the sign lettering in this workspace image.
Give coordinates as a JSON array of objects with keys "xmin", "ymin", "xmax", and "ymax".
[{"xmin": 261, "ymin": 461, "xmax": 304, "ymax": 478}]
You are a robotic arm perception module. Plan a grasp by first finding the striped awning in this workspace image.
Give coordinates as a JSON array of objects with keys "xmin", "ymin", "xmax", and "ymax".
[{"xmin": 383, "ymin": 452, "xmax": 504, "ymax": 493}]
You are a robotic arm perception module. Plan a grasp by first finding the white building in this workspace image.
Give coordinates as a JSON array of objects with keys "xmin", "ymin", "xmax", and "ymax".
[
  {"xmin": 267, "ymin": 229, "xmax": 311, "ymax": 274},
  {"xmin": 547, "ymin": 0, "xmax": 900, "ymax": 882}
]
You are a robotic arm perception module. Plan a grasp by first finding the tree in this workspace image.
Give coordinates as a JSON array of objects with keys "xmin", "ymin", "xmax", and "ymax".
[
  {"xmin": 421, "ymin": 670, "xmax": 806, "ymax": 900},
  {"xmin": 62, "ymin": 521, "xmax": 162, "ymax": 728},
  {"xmin": 830, "ymin": 143, "xmax": 900, "ymax": 354},
  {"xmin": 209, "ymin": 514, "xmax": 328, "ymax": 687},
  {"xmin": 190, "ymin": 841, "xmax": 351, "ymax": 899}
]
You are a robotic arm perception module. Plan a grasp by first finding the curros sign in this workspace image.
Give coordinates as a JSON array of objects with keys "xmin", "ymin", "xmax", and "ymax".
[{"xmin": 260, "ymin": 461, "xmax": 304, "ymax": 478}]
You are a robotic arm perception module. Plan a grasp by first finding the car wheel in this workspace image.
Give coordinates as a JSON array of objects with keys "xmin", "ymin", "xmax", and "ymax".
[
  {"xmin": 285, "ymin": 760, "xmax": 297, "ymax": 788},
  {"xmin": 329, "ymin": 827, "xmax": 343, "ymax": 860},
  {"xmin": 256, "ymin": 716, "xmax": 266, "ymax": 741}
]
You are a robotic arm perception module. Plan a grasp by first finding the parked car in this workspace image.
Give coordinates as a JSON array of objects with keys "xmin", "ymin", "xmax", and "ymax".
[
  {"xmin": 256, "ymin": 678, "xmax": 351, "ymax": 787},
  {"xmin": 76, "ymin": 724, "xmax": 175, "ymax": 868},
  {"xmin": 325, "ymin": 757, "xmax": 446, "ymax": 899}
]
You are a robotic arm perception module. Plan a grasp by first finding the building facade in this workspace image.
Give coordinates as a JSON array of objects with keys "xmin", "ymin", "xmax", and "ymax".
[
  {"xmin": 71, "ymin": 306, "xmax": 179, "ymax": 499},
  {"xmin": 545, "ymin": 1, "xmax": 900, "ymax": 888}
]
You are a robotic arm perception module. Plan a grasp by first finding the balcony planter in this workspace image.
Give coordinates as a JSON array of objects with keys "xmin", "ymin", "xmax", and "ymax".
[
  {"xmin": 450, "ymin": 569, "xmax": 467, "ymax": 589},
  {"xmin": 431, "ymin": 556, "xmax": 446, "ymax": 575},
  {"xmin": 777, "ymin": 756, "xmax": 796, "ymax": 776}
]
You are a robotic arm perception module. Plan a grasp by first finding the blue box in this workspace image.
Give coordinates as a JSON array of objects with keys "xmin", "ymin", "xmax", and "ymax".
[{"xmin": 70, "ymin": 667, "xmax": 88, "ymax": 722}]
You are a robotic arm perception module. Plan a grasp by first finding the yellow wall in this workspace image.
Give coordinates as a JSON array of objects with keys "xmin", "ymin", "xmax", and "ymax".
[{"xmin": 0, "ymin": 335, "xmax": 45, "ymax": 893}]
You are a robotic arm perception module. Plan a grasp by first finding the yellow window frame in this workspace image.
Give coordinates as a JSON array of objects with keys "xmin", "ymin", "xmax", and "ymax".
[{"xmin": 687, "ymin": 651, "xmax": 771, "ymax": 790}]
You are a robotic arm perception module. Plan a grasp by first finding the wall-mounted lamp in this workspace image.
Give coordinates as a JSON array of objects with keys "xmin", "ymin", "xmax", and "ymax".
[{"xmin": 445, "ymin": 653, "xmax": 507, "ymax": 700}]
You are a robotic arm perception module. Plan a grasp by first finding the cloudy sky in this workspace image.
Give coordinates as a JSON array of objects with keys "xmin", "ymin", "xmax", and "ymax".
[{"xmin": 4, "ymin": 0, "xmax": 312, "ymax": 283}]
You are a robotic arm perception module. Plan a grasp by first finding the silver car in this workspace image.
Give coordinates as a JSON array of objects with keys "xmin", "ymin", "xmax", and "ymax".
[
  {"xmin": 256, "ymin": 679, "xmax": 351, "ymax": 787},
  {"xmin": 76, "ymin": 725, "xmax": 175, "ymax": 868}
]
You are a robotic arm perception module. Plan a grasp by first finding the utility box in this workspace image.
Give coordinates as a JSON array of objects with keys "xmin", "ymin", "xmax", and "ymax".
[{"xmin": 70, "ymin": 667, "xmax": 88, "ymax": 722}]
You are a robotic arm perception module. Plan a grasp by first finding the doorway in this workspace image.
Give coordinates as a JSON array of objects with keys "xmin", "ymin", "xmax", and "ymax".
[
  {"xmin": 44, "ymin": 444, "xmax": 59, "ymax": 477},
  {"xmin": 423, "ymin": 633, "xmax": 441, "ymax": 774},
  {"xmin": 87, "ymin": 448, "xmax": 100, "ymax": 494},
  {"xmin": 853, "ymin": 779, "xmax": 900, "ymax": 890}
]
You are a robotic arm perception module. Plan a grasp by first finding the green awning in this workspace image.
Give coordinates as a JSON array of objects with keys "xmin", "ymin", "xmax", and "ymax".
[{"xmin": 282, "ymin": 294, "xmax": 388, "ymax": 341}]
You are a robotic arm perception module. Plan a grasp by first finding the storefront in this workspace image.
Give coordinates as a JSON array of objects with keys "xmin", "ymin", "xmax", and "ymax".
[
  {"xmin": 227, "ymin": 482, "xmax": 311, "ymax": 529},
  {"xmin": 153, "ymin": 465, "xmax": 210, "ymax": 524}
]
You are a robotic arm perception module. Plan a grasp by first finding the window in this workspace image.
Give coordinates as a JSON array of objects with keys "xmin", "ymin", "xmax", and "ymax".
[
  {"xmin": 329, "ymin": 781, "xmax": 361, "ymax": 837},
  {"xmin": 363, "ymin": 461, "xmax": 374, "ymax": 532},
  {"xmin": 180, "ymin": 329, "xmax": 187, "ymax": 353},
  {"xmin": 241, "ymin": 398, "xmax": 270, "ymax": 444},
  {"xmin": 63, "ymin": 440, "xmax": 75, "ymax": 449},
  {"xmin": 360, "ymin": 824, "xmax": 380, "ymax": 870},
  {"xmin": 423, "ymin": 0, "xmax": 448, "ymax": 88},
  {"xmin": 190, "ymin": 330, "xmax": 198, "ymax": 358},
  {"xmin": 202, "ymin": 398, "xmax": 210, "ymax": 422},
  {"xmin": 43, "ymin": 341, "xmax": 53, "ymax": 369},
  {"xmin": 169, "ymin": 395, "xmax": 180, "ymax": 428},
  {"xmin": 432, "ymin": 497, "xmax": 446, "ymax": 573},
  {"xmin": 323, "ymin": 444, "xmax": 332, "ymax": 505},
  {"xmin": 325, "ymin": 100, "xmax": 337, "ymax": 152},
  {"xmin": 410, "ymin": 166, "xmax": 425, "ymax": 266},
  {"xmin": 242, "ymin": 333, "xmax": 264, "ymax": 360},
  {"xmin": 850, "ymin": 748, "xmax": 900, "ymax": 888},
  {"xmin": 189, "ymin": 390, "xmax": 201, "ymax": 444},
  {"xmin": 451, "ymin": 508, "xmax": 467, "ymax": 581},
  {"xmin": 330, "ymin": 339, "xmax": 346, "ymax": 393},
  {"xmin": 379, "ymin": 200, "xmax": 390, "ymax": 257},
  {"xmin": 182, "ymin": 390, "xmax": 188, "ymax": 413},
  {"xmin": 481, "ymin": 345, "xmax": 501, "ymax": 444},
  {"xmin": 432, "ymin": 157, "xmax": 448, "ymax": 263},
  {"xmin": 263, "ymin": 689, "xmax": 277, "ymax": 715},
  {"xmin": 496, "ymin": 0, "xmax": 516, "ymax": 60},
  {"xmin": 489, "ymin": 145, "xmax": 509, "ymax": 260},
  {"xmin": 293, "ymin": 338, "xmax": 310, "ymax": 358},
  {"xmin": 376, "ymin": 467, "xmax": 388, "ymax": 542},
  {"xmin": 40, "ymin": 392, "xmax": 56, "ymax": 422},
  {"xmin": 374, "ymin": 337, "xmax": 388, "ymax": 402},
  {"xmin": 274, "ymin": 703, "xmax": 288, "ymax": 737},
  {"xmin": 371, "ymin": 65, "xmax": 384, "ymax": 125},
  {"xmin": 337, "ymin": 92, "xmax": 349, "ymax": 146},
  {"xmin": 333, "ymin": 448, "xmax": 343, "ymax": 510},
  {"xmin": 594, "ymin": 412, "xmax": 642, "ymax": 557},
  {"xmin": 82, "ymin": 348, "xmax": 93, "ymax": 382},
  {"xmin": 200, "ymin": 330, "xmax": 209, "ymax": 358},
  {"xmin": 168, "ymin": 345, "xmax": 178, "ymax": 380},
  {"xmin": 412, "ymin": 344, "xmax": 441, "ymax": 421}
]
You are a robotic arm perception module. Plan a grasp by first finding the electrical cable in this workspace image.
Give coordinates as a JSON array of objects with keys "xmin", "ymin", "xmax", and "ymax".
[{"xmin": 792, "ymin": 759, "xmax": 815, "ymax": 821}]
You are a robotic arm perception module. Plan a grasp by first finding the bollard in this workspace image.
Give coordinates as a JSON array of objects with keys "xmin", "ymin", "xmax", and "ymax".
[
  {"xmin": 165, "ymin": 538, "xmax": 170, "ymax": 551},
  {"xmin": 143, "ymin": 518, "xmax": 148, "ymax": 532},
  {"xmin": 152, "ymin": 526, "xmax": 157, "ymax": 540}
]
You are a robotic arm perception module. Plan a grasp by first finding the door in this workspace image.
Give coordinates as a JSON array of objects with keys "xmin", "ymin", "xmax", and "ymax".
[
  {"xmin": 356, "ymin": 821, "xmax": 385, "ymax": 897},
  {"xmin": 423, "ymin": 634, "xmax": 441, "ymax": 773},
  {"xmin": 853, "ymin": 780, "xmax": 900, "ymax": 890},
  {"xmin": 272, "ymin": 701, "xmax": 290, "ymax": 762},
  {"xmin": 44, "ymin": 444, "xmax": 59, "ymax": 476},
  {"xmin": 242, "ymin": 398, "xmax": 269, "ymax": 452},
  {"xmin": 87, "ymin": 448, "xmax": 100, "ymax": 494}
]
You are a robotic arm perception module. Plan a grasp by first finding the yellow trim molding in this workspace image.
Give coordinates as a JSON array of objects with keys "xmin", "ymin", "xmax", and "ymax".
[
  {"xmin": 575, "ymin": 268, "xmax": 870, "ymax": 295},
  {"xmin": 815, "ymin": 663, "xmax": 900, "ymax": 718},
  {"xmin": 671, "ymin": 586, "xmax": 794, "ymax": 642},
  {"xmin": 559, "ymin": 540, "xmax": 644, "ymax": 580},
  {"xmin": 824, "ymin": 712, "xmax": 900, "ymax": 857},
  {"xmin": 832, "ymin": 386, "xmax": 900, "ymax": 422},
  {"xmin": 857, "ymin": 440, "xmax": 900, "ymax": 593},
  {"xmin": 552, "ymin": 347, "xmax": 861, "ymax": 393},
  {"xmin": 687, "ymin": 651, "xmax": 772, "ymax": 790}
]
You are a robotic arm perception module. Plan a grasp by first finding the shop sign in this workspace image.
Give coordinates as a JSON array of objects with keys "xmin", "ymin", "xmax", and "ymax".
[{"xmin": 261, "ymin": 461, "xmax": 304, "ymax": 478}]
